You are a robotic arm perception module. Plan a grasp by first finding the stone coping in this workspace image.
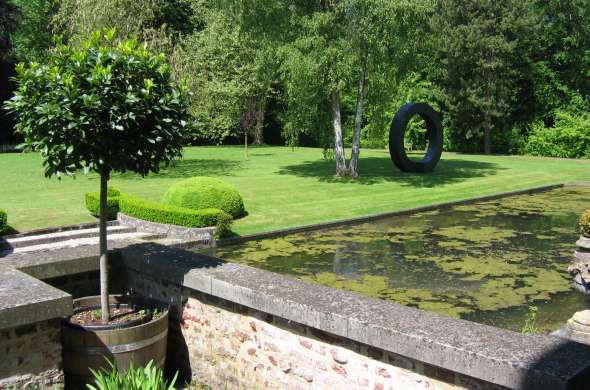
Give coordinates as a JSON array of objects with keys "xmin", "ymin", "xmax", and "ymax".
[
  {"xmin": 1, "ymin": 239, "xmax": 134, "ymax": 280},
  {"xmin": 120, "ymin": 242, "xmax": 590, "ymax": 390},
  {"xmin": 117, "ymin": 212, "xmax": 216, "ymax": 244},
  {"xmin": 0, "ymin": 265, "xmax": 72, "ymax": 329}
]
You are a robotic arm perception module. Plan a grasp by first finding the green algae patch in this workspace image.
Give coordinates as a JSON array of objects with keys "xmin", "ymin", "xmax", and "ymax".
[{"xmin": 433, "ymin": 225, "xmax": 517, "ymax": 243}]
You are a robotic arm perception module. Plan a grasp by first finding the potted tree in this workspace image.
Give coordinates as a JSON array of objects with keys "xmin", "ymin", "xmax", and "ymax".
[{"xmin": 5, "ymin": 29, "xmax": 189, "ymax": 386}]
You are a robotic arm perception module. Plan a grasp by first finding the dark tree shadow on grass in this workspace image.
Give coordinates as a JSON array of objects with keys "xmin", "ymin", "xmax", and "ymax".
[
  {"xmin": 278, "ymin": 155, "xmax": 502, "ymax": 187},
  {"xmin": 113, "ymin": 158, "xmax": 243, "ymax": 180}
]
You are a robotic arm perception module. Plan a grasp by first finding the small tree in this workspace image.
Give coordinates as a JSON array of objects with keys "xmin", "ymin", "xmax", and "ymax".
[{"xmin": 5, "ymin": 30, "xmax": 189, "ymax": 321}]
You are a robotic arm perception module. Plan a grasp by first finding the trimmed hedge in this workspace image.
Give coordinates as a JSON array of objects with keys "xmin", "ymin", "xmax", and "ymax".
[
  {"xmin": 0, "ymin": 208, "xmax": 7, "ymax": 233},
  {"xmin": 119, "ymin": 195, "xmax": 232, "ymax": 237},
  {"xmin": 162, "ymin": 177, "xmax": 245, "ymax": 219},
  {"xmin": 580, "ymin": 209, "xmax": 590, "ymax": 238},
  {"xmin": 84, "ymin": 187, "xmax": 122, "ymax": 220}
]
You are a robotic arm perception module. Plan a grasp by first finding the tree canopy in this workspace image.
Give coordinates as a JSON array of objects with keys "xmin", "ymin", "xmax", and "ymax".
[{"xmin": 2, "ymin": 0, "xmax": 590, "ymax": 177}]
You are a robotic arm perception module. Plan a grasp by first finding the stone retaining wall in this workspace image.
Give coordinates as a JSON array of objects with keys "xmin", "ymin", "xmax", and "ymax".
[
  {"xmin": 118, "ymin": 243, "xmax": 590, "ymax": 390},
  {"xmin": 0, "ymin": 319, "xmax": 63, "ymax": 389},
  {"xmin": 119, "ymin": 263, "xmax": 502, "ymax": 389}
]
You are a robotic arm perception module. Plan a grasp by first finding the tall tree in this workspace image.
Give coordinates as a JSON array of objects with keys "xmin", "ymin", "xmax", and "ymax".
[
  {"xmin": 433, "ymin": 0, "xmax": 538, "ymax": 154},
  {"xmin": 9, "ymin": 0, "xmax": 56, "ymax": 63},
  {"xmin": 175, "ymin": 1, "xmax": 278, "ymax": 147}
]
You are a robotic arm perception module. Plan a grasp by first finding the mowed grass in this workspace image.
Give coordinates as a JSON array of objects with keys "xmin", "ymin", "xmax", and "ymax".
[{"xmin": 0, "ymin": 146, "xmax": 589, "ymax": 235}]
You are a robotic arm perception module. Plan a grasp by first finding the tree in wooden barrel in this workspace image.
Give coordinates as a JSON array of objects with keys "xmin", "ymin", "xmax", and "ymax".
[{"xmin": 5, "ymin": 29, "xmax": 188, "ymax": 385}]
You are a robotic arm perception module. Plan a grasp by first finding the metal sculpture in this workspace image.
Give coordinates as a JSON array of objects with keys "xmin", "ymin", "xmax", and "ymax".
[{"xmin": 389, "ymin": 103, "xmax": 443, "ymax": 173}]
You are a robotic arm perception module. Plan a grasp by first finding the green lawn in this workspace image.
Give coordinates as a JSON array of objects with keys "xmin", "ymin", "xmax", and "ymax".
[{"xmin": 0, "ymin": 146, "xmax": 588, "ymax": 235}]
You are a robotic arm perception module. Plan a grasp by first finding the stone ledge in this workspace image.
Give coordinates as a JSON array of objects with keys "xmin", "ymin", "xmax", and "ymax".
[
  {"xmin": 0, "ymin": 265, "xmax": 72, "ymax": 329},
  {"xmin": 1, "ymin": 239, "xmax": 136, "ymax": 279},
  {"xmin": 117, "ymin": 212, "xmax": 216, "ymax": 245},
  {"xmin": 120, "ymin": 242, "xmax": 590, "ymax": 390}
]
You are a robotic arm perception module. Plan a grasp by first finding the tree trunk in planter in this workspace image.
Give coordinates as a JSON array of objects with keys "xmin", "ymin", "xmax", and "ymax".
[
  {"xmin": 99, "ymin": 171, "xmax": 110, "ymax": 321},
  {"xmin": 63, "ymin": 296, "xmax": 169, "ymax": 389}
]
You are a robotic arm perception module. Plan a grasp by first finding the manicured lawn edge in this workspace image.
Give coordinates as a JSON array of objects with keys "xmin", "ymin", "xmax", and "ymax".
[{"xmin": 219, "ymin": 182, "xmax": 578, "ymax": 246}]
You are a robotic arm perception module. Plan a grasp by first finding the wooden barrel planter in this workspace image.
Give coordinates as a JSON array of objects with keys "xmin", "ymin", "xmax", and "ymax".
[{"xmin": 62, "ymin": 295, "xmax": 169, "ymax": 389}]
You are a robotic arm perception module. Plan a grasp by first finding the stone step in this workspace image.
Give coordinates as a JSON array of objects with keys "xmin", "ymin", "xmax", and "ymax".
[
  {"xmin": 0, "ymin": 224, "xmax": 137, "ymax": 250},
  {"xmin": 0, "ymin": 231, "xmax": 163, "ymax": 255}
]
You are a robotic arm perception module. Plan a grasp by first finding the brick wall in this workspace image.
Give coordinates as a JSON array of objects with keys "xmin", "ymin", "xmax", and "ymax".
[
  {"xmin": 0, "ymin": 319, "xmax": 63, "ymax": 389},
  {"xmin": 122, "ymin": 271, "xmax": 504, "ymax": 390}
]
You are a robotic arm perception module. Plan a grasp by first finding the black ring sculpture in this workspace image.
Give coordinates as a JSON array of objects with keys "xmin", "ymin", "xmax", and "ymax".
[{"xmin": 389, "ymin": 102, "xmax": 443, "ymax": 173}]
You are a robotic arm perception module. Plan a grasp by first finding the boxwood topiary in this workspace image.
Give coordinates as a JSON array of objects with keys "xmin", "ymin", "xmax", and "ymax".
[
  {"xmin": 119, "ymin": 195, "xmax": 232, "ymax": 237},
  {"xmin": 580, "ymin": 209, "xmax": 590, "ymax": 238},
  {"xmin": 85, "ymin": 187, "xmax": 121, "ymax": 220},
  {"xmin": 0, "ymin": 209, "xmax": 7, "ymax": 233},
  {"xmin": 162, "ymin": 177, "xmax": 245, "ymax": 219}
]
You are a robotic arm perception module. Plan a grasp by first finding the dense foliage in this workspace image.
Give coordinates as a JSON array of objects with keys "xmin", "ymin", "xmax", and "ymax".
[
  {"xmin": 525, "ymin": 110, "xmax": 590, "ymax": 159},
  {"xmin": 162, "ymin": 177, "xmax": 245, "ymax": 219},
  {"xmin": 580, "ymin": 209, "xmax": 590, "ymax": 238},
  {"xmin": 88, "ymin": 359, "xmax": 177, "ymax": 390},
  {"xmin": 119, "ymin": 194, "xmax": 232, "ymax": 236},
  {"xmin": 2, "ymin": 0, "xmax": 590, "ymax": 178}
]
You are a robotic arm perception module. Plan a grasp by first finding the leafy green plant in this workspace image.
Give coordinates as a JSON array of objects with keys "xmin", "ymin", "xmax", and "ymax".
[
  {"xmin": 85, "ymin": 187, "xmax": 122, "ymax": 219},
  {"xmin": 5, "ymin": 29, "xmax": 189, "ymax": 321},
  {"xmin": 88, "ymin": 359, "xmax": 177, "ymax": 390},
  {"xmin": 580, "ymin": 209, "xmax": 590, "ymax": 238},
  {"xmin": 90, "ymin": 309, "xmax": 102, "ymax": 321},
  {"xmin": 521, "ymin": 305, "xmax": 539, "ymax": 335},
  {"xmin": 119, "ymin": 195, "xmax": 232, "ymax": 237},
  {"xmin": 525, "ymin": 110, "xmax": 590, "ymax": 159},
  {"xmin": 162, "ymin": 177, "xmax": 245, "ymax": 219}
]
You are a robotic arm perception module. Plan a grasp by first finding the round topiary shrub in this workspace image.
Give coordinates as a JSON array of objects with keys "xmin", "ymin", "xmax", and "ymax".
[
  {"xmin": 162, "ymin": 177, "xmax": 245, "ymax": 219},
  {"xmin": 580, "ymin": 209, "xmax": 590, "ymax": 238}
]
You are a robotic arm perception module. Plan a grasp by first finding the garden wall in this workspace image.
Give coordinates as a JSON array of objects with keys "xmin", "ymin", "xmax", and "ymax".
[
  {"xmin": 122, "ymin": 270, "xmax": 498, "ymax": 389},
  {"xmin": 0, "ymin": 265, "xmax": 71, "ymax": 389}
]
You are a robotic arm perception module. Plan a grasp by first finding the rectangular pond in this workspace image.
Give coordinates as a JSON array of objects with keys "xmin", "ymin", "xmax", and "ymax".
[{"xmin": 200, "ymin": 186, "xmax": 590, "ymax": 333}]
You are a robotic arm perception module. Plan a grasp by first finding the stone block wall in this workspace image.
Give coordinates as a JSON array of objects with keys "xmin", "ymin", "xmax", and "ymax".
[
  {"xmin": 122, "ymin": 271, "xmax": 503, "ymax": 390},
  {"xmin": 0, "ymin": 319, "xmax": 63, "ymax": 389}
]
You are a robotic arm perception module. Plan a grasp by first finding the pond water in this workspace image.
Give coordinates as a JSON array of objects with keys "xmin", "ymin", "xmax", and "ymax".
[{"xmin": 200, "ymin": 187, "xmax": 590, "ymax": 333}]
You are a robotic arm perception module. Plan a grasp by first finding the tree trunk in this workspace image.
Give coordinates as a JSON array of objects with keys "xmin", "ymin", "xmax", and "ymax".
[
  {"xmin": 99, "ymin": 171, "xmax": 110, "ymax": 322},
  {"xmin": 245, "ymin": 132, "xmax": 248, "ymax": 158},
  {"xmin": 331, "ymin": 89, "xmax": 347, "ymax": 176},
  {"xmin": 349, "ymin": 46, "xmax": 367, "ymax": 178},
  {"xmin": 254, "ymin": 97, "xmax": 266, "ymax": 145},
  {"xmin": 484, "ymin": 126, "xmax": 491, "ymax": 154}
]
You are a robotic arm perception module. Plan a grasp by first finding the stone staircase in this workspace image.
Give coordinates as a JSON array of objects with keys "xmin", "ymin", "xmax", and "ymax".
[{"xmin": 0, "ymin": 221, "xmax": 163, "ymax": 256}]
